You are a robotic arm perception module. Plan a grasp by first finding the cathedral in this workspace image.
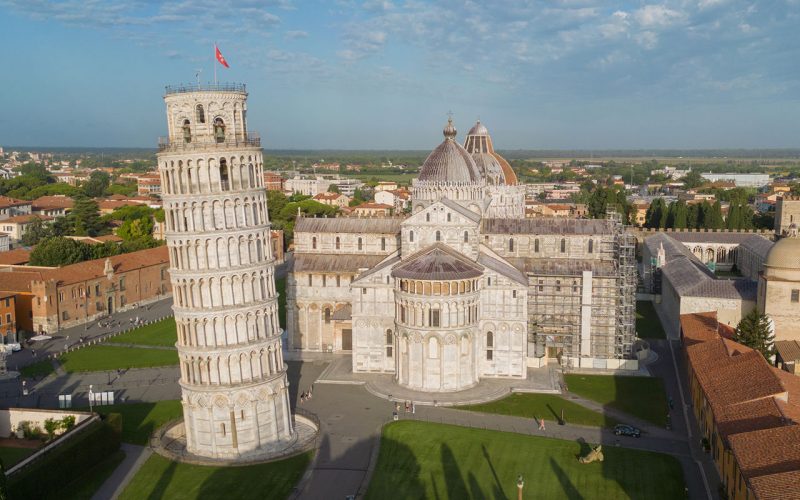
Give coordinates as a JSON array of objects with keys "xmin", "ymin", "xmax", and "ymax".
[{"xmin": 287, "ymin": 119, "xmax": 637, "ymax": 392}]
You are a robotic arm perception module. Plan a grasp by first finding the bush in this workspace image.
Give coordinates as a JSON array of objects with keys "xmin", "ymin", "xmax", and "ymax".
[
  {"xmin": 16, "ymin": 422, "xmax": 43, "ymax": 441},
  {"xmin": 8, "ymin": 417, "xmax": 121, "ymax": 499}
]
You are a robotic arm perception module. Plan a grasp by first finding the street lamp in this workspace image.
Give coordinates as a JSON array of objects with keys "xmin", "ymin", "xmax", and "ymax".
[
  {"xmin": 88, "ymin": 384, "xmax": 94, "ymax": 413},
  {"xmin": 517, "ymin": 474, "xmax": 524, "ymax": 500}
]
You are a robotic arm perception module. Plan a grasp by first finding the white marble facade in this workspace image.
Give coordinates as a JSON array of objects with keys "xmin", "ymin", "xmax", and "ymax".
[{"xmin": 158, "ymin": 84, "xmax": 293, "ymax": 460}]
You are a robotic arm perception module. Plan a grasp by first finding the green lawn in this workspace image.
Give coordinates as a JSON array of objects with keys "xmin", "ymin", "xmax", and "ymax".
[
  {"xmin": 275, "ymin": 276, "xmax": 286, "ymax": 329},
  {"xmin": 366, "ymin": 421, "xmax": 685, "ymax": 500},
  {"xmin": 636, "ymin": 301, "xmax": 666, "ymax": 339},
  {"xmin": 94, "ymin": 400, "xmax": 183, "ymax": 445},
  {"xmin": 119, "ymin": 452, "xmax": 311, "ymax": 500},
  {"xmin": 0, "ymin": 446, "xmax": 38, "ymax": 467},
  {"xmin": 60, "ymin": 345, "xmax": 178, "ymax": 373},
  {"xmin": 459, "ymin": 393, "xmax": 617, "ymax": 428},
  {"xmin": 61, "ymin": 449, "xmax": 126, "ymax": 500},
  {"xmin": 565, "ymin": 374, "xmax": 669, "ymax": 427},
  {"xmin": 112, "ymin": 318, "xmax": 177, "ymax": 347},
  {"xmin": 19, "ymin": 359, "xmax": 55, "ymax": 379}
]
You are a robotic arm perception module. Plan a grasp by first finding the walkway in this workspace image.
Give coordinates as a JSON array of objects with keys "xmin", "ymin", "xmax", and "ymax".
[{"xmin": 91, "ymin": 443, "xmax": 152, "ymax": 500}]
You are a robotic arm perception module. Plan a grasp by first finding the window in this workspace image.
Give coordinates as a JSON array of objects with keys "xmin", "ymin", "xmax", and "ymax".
[
  {"xmin": 62, "ymin": 311, "xmax": 68, "ymax": 320},
  {"xmin": 486, "ymin": 331, "xmax": 493, "ymax": 360},
  {"xmin": 358, "ymin": 237, "xmax": 363, "ymax": 250},
  {"xmin": 409, "ymin": 231, "xmax": 414, "ymax": 242},
  {"xmin": 426, "ymin": 213, "xmax": 430, "ymax": 222},
  {"xmin": 792, "ymin": 289, "xmax": 800, "ymax": 303},
  {"xmin": 221, "ymin": 423, "xmax": 226, "ymax": 437},
  {"xmin": 219, "ymin": 158, "xmax": 229, "ymax": 190},
  {"xmin": 400, "ymin": 306, "xmax": 406, "ymax": 323},
  {"xmin": 214, "ymin": 117, "xmax": 225, "ymax": 143},
  {"xmin": 182, "ymin": 119, "xmax": 191, "ymax": 143},
  {"xmin": 447, "ymin": 213, "xmax": 451, "ymax": 222},
  {"xmin": 561, "ymin": 238, "xmax": 566, "ymax": 253},
  {"xmin": 512, "ymin": 290, "xmax": 517, "ymax": 298},
  {"xmin": 538, "ymin": 279, "xmax": 544, "ymax": 292},
  {"xmin": 509, "ymin": 238, "xmax": 514, "ymax": 252},
  {"xmin": 487, "ymin": 277, "xmax": 492, "ymax": 286},
  {"xmin": 161, "ymin": 268, "xmax": 167, "ymax": 280},
  {"xmin": 324, "ymin": 308, "xmax": 331, "ymax": 324},
  {"xmin": 335, "ymin": 237, "xmax": 340, "ymax": 250},
  {"xmin": 4, "ymin": 314, "xmax": 10, "ymax": 324},
  {"xmin": 556, "ymin": 280, "xmax": 561, "ymax": 292},
  {"xmin": 119, "ymin": 277, "xmax": 126, "ymax": 291},
  {"xmin": 336, "ymin": 276, "xmax": 341, "ymax": 287},
  {"xmin": 436, "ymin": 231, "xmax": 441, "ymax": 242},
  {"xmin": 120, "ymin": 296, "xmax": 126, "ymax": 307},
  {"xmin": 386, "ymin": 330, "xmax": 394, "ymax": 357},
  {"xmin": 535, "ymin": 239, "xmax": 539, "ymax": 252},
  {"xmin": 588, "ymin": 239, "xmax": 593, "ymax": 253},
  {"xmin": 312, "ymin": 237, "xmax": 317, "ymax": 250},
  {"xmin": 308, "ymin": 274, "xmax": 312, "ymax": 286},
  {"xmin": 464, "ymin": 231, "xmax": 469, "ymax": 243},
  {"xmin": 430, "ymin": 309, "xmax": 441, "ymax": 327},
  {"xmin": 322, "ymin": 275, "xmax": 326, "ymax": 286},
  {"xmin": 381, "ymin": 237, "xmax": 386, "ymax": 251},
  {"xmin": 196, "ymin": 104, "xmax": 205, "ymax": 124}
]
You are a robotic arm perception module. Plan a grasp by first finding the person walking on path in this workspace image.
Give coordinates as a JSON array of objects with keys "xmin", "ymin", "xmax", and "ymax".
[
  {"xmin": 411, "ymin": 401, "xmax": 415, "ymax": 414},
  {"xmin": 538, "ymin": 417, "xmax": 546, "ymax": 431},
  {"xmin": 405, "ymin": 401, "xmax": 410, "ymax": 413}
]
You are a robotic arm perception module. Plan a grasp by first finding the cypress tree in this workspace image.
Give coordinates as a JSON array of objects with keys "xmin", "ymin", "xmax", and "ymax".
[{"xmin": 734, "ymin": 310, "xmax": 775, "ymax": 360}]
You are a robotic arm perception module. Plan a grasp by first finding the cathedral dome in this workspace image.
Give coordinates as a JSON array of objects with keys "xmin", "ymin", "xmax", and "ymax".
[
  {"xmin": 765, "ymin": 225, "xmax": 800, "ymax": 270},
  {"xmin": 418, "ymin": 119, "xmax": 482, "ymax": 183},
  {"xmin": 463, "ymin": 120, "xmax": 518, "ymax": 185}
]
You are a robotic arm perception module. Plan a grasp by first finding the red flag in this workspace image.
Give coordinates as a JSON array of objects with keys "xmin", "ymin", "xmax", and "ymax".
[{"xmin": 215, "ymin": 45, "xmax": 230, "ymax": 68}]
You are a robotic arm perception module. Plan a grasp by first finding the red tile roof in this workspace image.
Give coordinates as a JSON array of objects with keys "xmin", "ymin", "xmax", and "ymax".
[
  {"xmin": 31, "ymin": 195, "xmax": 74, "ymax": 211},
  {"xmin": 2, "ymin": 214, "xmax": 53, "ymax": 224},
  {"xmin": 729, "ymin": 426, "xmax": 800, "ymax": 479},
  {"xmin": 0, "ymin": 196, "xmax": 30, "ymax": 210},
  {"xmin": 0, "ymin": 248, "xmax": 32, "ymax": 265},
  {"xmin": 749, "ymin": 470, "xmax": 800, "ymax": 500}
]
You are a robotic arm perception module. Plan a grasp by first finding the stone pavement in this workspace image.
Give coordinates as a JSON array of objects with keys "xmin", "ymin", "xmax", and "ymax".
[{"xmin": 91, "ymin": 443, "xmax": 152, "ymax": 500}]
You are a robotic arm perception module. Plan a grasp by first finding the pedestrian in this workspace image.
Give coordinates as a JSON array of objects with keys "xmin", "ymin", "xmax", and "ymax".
[
  {"xmin": 31, "ymin": 349, "xmax": 35, "ymax": 358},
  {"xmin": 538, "ymin": 417, "xmax": 546, "ymax": 431},
  {"xmin": 395, "ymin": 402, "xmax": 400, "ymax": 413},
  {"xmin": 411, "ymin": 401, "xmax": 415, "ymax": 414},
  {"xmin": 405, "ymin": 401, "xmax": 410, "ymax": 413}
]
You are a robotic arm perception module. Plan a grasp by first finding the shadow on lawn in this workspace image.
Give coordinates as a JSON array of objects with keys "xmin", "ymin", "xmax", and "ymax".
[
  {"xmin": 146, "ymin": 459, "xmax": 178, "ymax": 500},
  {"xmin": 550, "ymin": 458, "xmax": 583, "ymax": 500}
]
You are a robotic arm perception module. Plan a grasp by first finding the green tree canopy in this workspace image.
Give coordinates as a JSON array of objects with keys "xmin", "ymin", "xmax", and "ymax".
[
  {"xmin": 82, "ymin": 171, "xmax": 111, "ymax": 198},
  {"xmin": 682, "ymin": 170, "xmax": 704, "ymax": 189},
  {"xmin": 327, "ymin": 184, "xmax": 340, "ymax": 194},
  {"xmin": 69, "ymin": 196, "xmax": 104, "ymax": 236},
  {"xmin": 29, "ymin": 237, "xmax": 92, "ymax": 266},
  {"xmin": 734, "ymin": 310, "xmax": 775, "ymax": 360},
  {"xmin": 20, "ymin": 218, "xmax": 53, "ymax": 246}
]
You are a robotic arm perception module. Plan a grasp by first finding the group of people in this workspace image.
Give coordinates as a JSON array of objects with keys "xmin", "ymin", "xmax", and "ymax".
[
  {"xmin": 299, "ymin": 385, "xmax": 314, "ymax": 403},
  {"xmin": 394, "ymin": 400, "xmax": 416, "ymax": 415}
]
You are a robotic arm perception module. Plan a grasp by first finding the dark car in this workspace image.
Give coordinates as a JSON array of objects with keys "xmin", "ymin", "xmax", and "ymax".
[{"xmin": 614, "ymin": 424, "xmax": 641, "ymax": 438}]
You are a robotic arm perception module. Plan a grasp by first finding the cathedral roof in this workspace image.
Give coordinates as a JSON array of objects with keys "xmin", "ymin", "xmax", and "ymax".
[
  {"xmin": 418, "ymin": 119, "xmax": 482, "ymax": 183},
  {"xmin": 481, "ymin": 217, "xmax": 615, "ymax": 235},
  {"xmin": 392, "ymin": 244, "xmax": 483, "ymax": 280},
  {"xmin": 293, "ymin": 253, "xmax": 387, "ymax": 273},
  {"xmin": 463, "ymin": 120, "xmax": 518, "ymax": 185},
  {"xmin": 765, "ymin": 225, "xmax": 800, "ymax": 270},
  {"xmin": 294, "ymin": 217, "xmax": 403, "ymax": 234}
]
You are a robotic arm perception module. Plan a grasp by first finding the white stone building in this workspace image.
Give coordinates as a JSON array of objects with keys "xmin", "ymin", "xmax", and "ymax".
[
  {"xmin": 157, "ymin": 83, "xmax": 293, "ymax": 460},
  {"xmin": 288, "ymin": 120, "xmax": 638, "ymax": 392}
]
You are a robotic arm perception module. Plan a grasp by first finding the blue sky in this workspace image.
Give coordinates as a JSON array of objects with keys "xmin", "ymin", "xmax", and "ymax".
[{"xmin": 1, "ymin": 0, "xmax": 799, "ymax": 150}]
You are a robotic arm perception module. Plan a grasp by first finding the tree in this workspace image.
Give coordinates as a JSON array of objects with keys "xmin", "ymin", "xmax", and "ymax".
[
  {"xmin": 682, "ymin": 170, "xmax": 704, "ymax": 189},
  {"xmin": 44, "ymin": 418, "xmax": 60, "ymax": 441},
  {"xmin": 82, "ymin": 170, "xmax": 111, "ymax": 198},
  {"xmin": 117, "ymin": 217, "xmax": 154, "ymax": 241},
  {"xmin": 20, "ymin": 217, "xmax": 53, "ymax": 246},
  {"xmin": 734, "ymin": 310, "xmax": 775, "ymax": 360},
  {"xmin": 17, "ymin": 163, "xmax": 50, "ymax": 182},
  {"xmin": 673, "ymin": 200, "xmax": 688, "ymax": 228},
  {"xmin": 29, "ymin": 237, "xmax": 91, "ymax": 266},
  {"xmin": 687, "ymin": 203, "xmax": 700, "ymax": 229},
  {"xmin": 69, "ymin": 196, "xmax": 104, "ymax": 236},
  {"xmin": 327, "ymin": 184, "xmax": 340, "ymax": 194},
  {"xmin": 645, "ymin": 198, "xmax": 666, "ymax": 228},
  {"xmin": 704, "ymin": 201, "xmax": 724, "ymax": 229}
]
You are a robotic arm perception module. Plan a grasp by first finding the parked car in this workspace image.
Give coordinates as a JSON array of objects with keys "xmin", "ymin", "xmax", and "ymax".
[
  {"xmin": 614, "ymin": 424, "xmax": 641, "ymax": 438},
  {"xmin": 3, "ymin": 343, "xmax": 20, "ymax": 353}
]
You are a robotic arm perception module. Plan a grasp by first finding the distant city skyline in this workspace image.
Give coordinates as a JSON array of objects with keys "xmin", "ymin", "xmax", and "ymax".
[{"xmin": 1, "ymin": 0, "xmax": 799, "ymax": 150}]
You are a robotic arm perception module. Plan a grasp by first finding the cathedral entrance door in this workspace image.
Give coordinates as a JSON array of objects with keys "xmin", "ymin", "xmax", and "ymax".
[{"xmin": 341, "ymin": 329, "xmax": 352, "ymax": 351}]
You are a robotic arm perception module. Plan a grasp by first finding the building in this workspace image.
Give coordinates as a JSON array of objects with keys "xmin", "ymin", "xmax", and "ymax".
[
  {"xmin": 0, "ymin": 233, "xmax": 9, "ymax": 253},
  {"xmin": 737, "ymin": 235, "xmax": 775, "ymax": 281},
  {"xmin": 288, "ymin": 119, "xmax": 638, "ymax": 393},
  {"xmin": 156, "ymin": 83, "xmax": 293, "ymax": 460},
  {"xmin": 0, "ymin": 293, "xmax": 16, "ymax": 340},
  {"xmin": 774, "ymin": 196, "xmax": 800, "ymax": 236},
  {"xmin": 375, "ymin": 189, "xmax": 411, "ymax": 211},
  {"xmin": 775, "ymin": 340, "xmax": 800, "ymax": 375},
  {"xmin": 0, "ymin": 197, "xmax": 32, "ymax": 221},
  {"xmin": 352, "ymin": 202, "xmax": 393, "ymax": 217},
  {"xmin": 284, "ymin": 176, "xmax": 329, "ymax": 196},
  {"xmin": 136, "ymin": 173, "xmax": 162, "ymax": 196},
  {"xmin": 374, "ymin": 181, "xmax": 399, "ymax": 192},
  {"xmin": 0, "ymin": 246, "xmax": 170, "ymax": 335},
  {"xmin": 679, "ymin": 311, "xmax": 800, "ymax": 500},
  {"xmin": 758, "ymin": 227, "xmax": 800, "ymax": 341},
  {"xmin": 0, "ymin": 214, "xmax": 53, "ymax": 240},
  {"xmin": 700, "ymin": 173, "xmax": 770, "ymax": 188},
  {"xmin": 327, "ymin": 177, "xmax": 364, "ymax": 197},
  {"xmin": 263, "ymin": 171, "xmax": 284, "ymax": 191},
  {"xmin": 31, "ymin": 195, "xmax": 74, "ymax": 218},
  {"xmin": 312, "ymin": 192, "xmax": 350, "ymax": 208}
]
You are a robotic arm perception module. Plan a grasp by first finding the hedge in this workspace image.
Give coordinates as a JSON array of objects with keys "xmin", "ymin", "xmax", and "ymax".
[{"xmin": 8, "ymin": 413, "xmax": 122, "ymax": 499}]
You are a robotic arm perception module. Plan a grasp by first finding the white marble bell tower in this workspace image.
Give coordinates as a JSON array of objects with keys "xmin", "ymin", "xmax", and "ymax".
[{"xmin": 157, "ymin": 83, "xmax": 293, "ymax": 459}]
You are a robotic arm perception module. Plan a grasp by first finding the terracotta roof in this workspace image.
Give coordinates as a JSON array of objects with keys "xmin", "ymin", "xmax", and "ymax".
[
  {"xmin": 749, "ymin": 470, "xmax": 800, "ymax": 500},
  {"xmin": 1, "ymin": 214, "xmax": 53, "ymax": 224},
  {"xmin": 680, "ymin": 311, "xmax": 720, "ymax": 346},
  {"xmin": 0, "ymin": 270, "xmax": 46, "ymax": 292},
  {"xmin": 728, "ymin": 425, "xmax": 800, "ymax": 479},
  {"xmin": 31, "ymin": 195, "xmax": 74, "ymax": 211},
  {"xmin": 776, "ymin": 340, "xmax": 800, "ymax": 363},
  {"xmin": 354, "ymin": 203, "xmax": 393, "ymax": 210},
  {"xmin": 313, "ymin": 192, "xmax": 346, "ymax": 201},
  {"xmin": 0, "ymin": 248, "xmax": 32, "ymax": 265},
  {"xmin": 98, "ymin": 199, "xmax": 146, "ymax": 210},
  {"xmin": 0, "ymin": 196, "xmax": 30, "ymax": 210},
  {"xmin": 715, "ymin": 397, "xmax": 788, "ymax": 443}
]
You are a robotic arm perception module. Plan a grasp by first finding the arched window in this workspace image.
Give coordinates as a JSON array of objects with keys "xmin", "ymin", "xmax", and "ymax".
[
  {"xmin": 219, "ymin": 158, "xmax": 229, "ymax": 191},
  {"xmin": 312, "ymin": 237, "xmax": 317, "ymax": 250},
  {"xmin": 409, "ymin": 231, "xmax": 414, "ymax": 242},
  {"xmin": 486, "ymin": 331, "xmax": 494, "ymax": 360},
  {"xmin": 381, "ymin": 237, "xmax": 386, "ymax": 251},
  {"xmin": 436, "ymin": 230, "xmax": 441, "ymax": 242},
  {"xmin": 182, "ymin": 120, "xmax": 191, "ymax": 143},
  {"xmin": 214, "ymin": 118, "xmax": 226, "ymax": 143},
  {"xmin": 386, "ymin": 330, "xmax": 393, "ymax": 357},
  {"xmin": 464, "ymin": 231, "xmax": 469, "ymax": 243},
  {"xmin": 196, "ymin": 104, "xmax": 205, "ymax": 124},
  {"xmin": 324, "ymin": 308, "xmax": 331, "ymax": 324},
  {"xmin": 535, "ymin": 239, "xmax": 540, "ymax": 252},
  {"xmin": 358, "ymin": 237, "xmax": 363, "ymax": 250},
  {"xmin": 447, "ymin": 213, "xmax": 451, "ymax": 222},
  {"xmin": 428, "ymin": 337, "xmax": 439, "ymax": 359},
  {"xmin": 335, "ymin": 237, "xmax": 340, "ymax": 250},
  {"xmin": 509, "ymin": 238, "xmax": 514, "ymax": 252},
  {"xmin": 588, "ymin": 239, "xmax": 594, "ymax": 254},
  {"xmin": 560, "ymin": 238, "xmax": 566, "ymax": 253},
  {"xmin": 426, "ymin": 213, "xmax": 430, "ymax": 222}
]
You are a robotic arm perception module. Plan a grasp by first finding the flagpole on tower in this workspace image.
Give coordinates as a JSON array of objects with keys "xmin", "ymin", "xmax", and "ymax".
[{"xmin": 213, "ymin": 43, "xmax": 218, "ymax": 86}]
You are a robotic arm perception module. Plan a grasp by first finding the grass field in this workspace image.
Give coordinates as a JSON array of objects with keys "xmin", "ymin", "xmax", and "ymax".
[
  {"xmin": 119, "ymin": 452, "xmax": 311, "ymax": 500},
  {"xmin": 565, "ymin": 375, "xmax": 668, "ymax": 427},
  {"xmin": 275, "ymin": 276, "xmax": 286, "ymax": 329},
  {"xmin": 60, "ymin": 345, "xmax": 178, "ymax": 373},
  {"xmin": 61, "ymin": 449, "xmax": 126, "ymax": 500},
  {"xmin": 0, "ymin": 446, "xmax": 37, "ymax": 467},
  {"xmin": 636, "ymin": 301, "xmax": 666, "ymax": 339},
  {"xmin": 19, "ymin": 359, "xmax": 55, "ymax": 379},
  {"xmin": 112, "ymin": 318, "xmax": 177, "ymax": 346},
  {"xmin": 459, "ymin": 394, "xmax": 617, "ymax": 428},
  {"xmin": 366, "ymin": 421, "xmax": 685, "ymax": 500},
  {"xmin": 94, "ymin": 400, "xmax": 183, "ymax": 445}
]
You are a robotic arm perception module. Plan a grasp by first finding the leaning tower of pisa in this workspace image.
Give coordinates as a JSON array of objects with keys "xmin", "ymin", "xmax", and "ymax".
[{"xmin": 157, "ymin": 83, "xmax": 294, "ymax": 460}]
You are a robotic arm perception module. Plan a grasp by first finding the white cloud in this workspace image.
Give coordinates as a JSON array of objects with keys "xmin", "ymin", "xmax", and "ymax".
[
  {"xmin": 635, "ymin": 31, "xmax": 659, "ymax": 49},
  {"xmin": 285, "ymin": 30, "xmax": 309, "ymax": 39},
  {"xmin": 633, "ymin": 5, "xmax": 686, "ymax": 28}
]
